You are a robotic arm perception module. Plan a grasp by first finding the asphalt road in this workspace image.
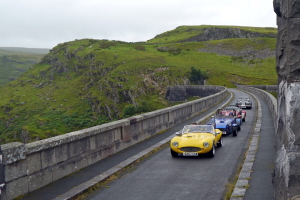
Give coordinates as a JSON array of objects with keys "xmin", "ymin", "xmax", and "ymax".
[
  {"xmin": 243, "ymin": 94, "xmax": 276, "ymax": 200},
  {"xmin": 19, "ymin": 90, "xmax": 233, "ymax": 200},
  {"xmin": 83, "ymin": 89, "xmax": 257, "ymax": 200}
]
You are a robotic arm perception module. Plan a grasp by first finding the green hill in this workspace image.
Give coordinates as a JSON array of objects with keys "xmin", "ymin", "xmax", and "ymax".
[
  {"xmin": 0, "ymin": 48, "xmax": 49, "ymax": 85},
  {"xmin": 0, "ymin": 47, "xmax": 49, "ymax": 55},
  {"xmin": 0, "ymin": 25, "xmax": 277, "ymax": 144}
]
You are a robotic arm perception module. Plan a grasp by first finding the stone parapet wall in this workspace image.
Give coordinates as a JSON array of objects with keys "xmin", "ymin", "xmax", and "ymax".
[
  {"xmin": 241, "ymin": 85, "xmax": 277, "ymax": 93},
  {"xmin": 166, "ymin": 85, "xmax": 223, "ymax": 101},
  {"xmin": 237, "ymin": 85, "xmax": 277, "ymax": 128},
  {"xmin": 0, "ymin": 86, "xmax": 228, "ymax": 200}
]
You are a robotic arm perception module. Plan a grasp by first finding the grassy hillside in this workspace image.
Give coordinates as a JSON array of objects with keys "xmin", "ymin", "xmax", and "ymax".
[
  {"xmin": 0, "ymin": 52, "xmax": 45, "ymax": 85},
  {"xmin": 0, "ymin": 25, "xmax": 277, "ymax": 144},
  {"xmin": 147, "ymin": 25, "xmax": 277, "ymax": 43}
]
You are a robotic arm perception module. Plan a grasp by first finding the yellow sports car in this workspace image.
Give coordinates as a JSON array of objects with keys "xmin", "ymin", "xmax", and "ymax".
[{"xmin": 170, "ymin": 125, "xmax": 223, "ymax": 157}]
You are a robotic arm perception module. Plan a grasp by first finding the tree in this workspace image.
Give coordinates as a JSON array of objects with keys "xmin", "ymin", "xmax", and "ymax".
[{"xmin": 188, "ymin": 67, "xmax": 208, "ymax": 85}]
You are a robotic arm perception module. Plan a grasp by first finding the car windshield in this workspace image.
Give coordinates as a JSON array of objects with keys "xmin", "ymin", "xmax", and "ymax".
[
  {"xmin": 238, "ymin": 96, "xmax": 250, "ymax": 101},
  {"xmin": 182, "ymin": 125, "xmax": 214, "ymax": 134},
  {"xmin": 219, "ymin": 109, "xmax": 234, "ymax": 116},
  {"xmin": 215, "ymin": 115, "xmax": 234, "ymax": 120}
]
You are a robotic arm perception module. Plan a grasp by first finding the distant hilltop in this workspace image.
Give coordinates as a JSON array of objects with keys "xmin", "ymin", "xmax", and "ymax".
[{"xmin": 0, "ymin": 47, "xmax": 50, "ymax": 54}]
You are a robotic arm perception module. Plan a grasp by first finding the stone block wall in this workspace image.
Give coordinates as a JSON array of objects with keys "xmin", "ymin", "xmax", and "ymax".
[
  {"xmin": 166, "ymin": 85, "xmax": 223, "ymax": 101},
  {"xmin": 273, "ymin": 0, "xmax": 300, "ymax": 199},
  {"xmin": 243, "ymin": 85, "xmax": 277, "ymax": 93},
  {"xmin": 0, "ymin": 86, "xmax": 228, "ymax": 200}
]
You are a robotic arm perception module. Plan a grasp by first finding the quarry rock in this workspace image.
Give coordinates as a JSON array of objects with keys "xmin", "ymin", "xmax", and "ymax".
[{"xmin": 273, "ymin": 0, "xmax": 300, "ymax": 199}]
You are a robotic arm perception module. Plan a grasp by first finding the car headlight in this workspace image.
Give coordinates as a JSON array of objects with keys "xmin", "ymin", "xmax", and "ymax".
[
  {"xmin": 172, "ymin": 141, "xmax": 179, "ymax": 147},
  {"xmin": 203, "ymin": 142, "xmax": 210, "ymax": 148}
]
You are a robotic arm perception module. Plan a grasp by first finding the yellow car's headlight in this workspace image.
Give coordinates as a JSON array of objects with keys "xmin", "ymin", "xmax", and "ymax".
[
  {"xmin": 203, "ymin": 142, "xmax": 210, "ymax": 148},
  {"xmin": 172, "ymin": 141, "xmax": 179, "ymax": 147}
]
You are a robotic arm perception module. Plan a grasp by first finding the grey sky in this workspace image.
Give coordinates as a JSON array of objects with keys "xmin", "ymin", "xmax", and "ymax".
[{"xmin": 1, "ymin": 0, "xmax": 277, "ymax": 49}]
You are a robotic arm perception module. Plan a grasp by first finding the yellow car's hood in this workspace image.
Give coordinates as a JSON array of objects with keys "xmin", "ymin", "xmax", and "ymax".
[{"xmin": 174, "ymin": 133, "xmax": 214, "ymax": 147}]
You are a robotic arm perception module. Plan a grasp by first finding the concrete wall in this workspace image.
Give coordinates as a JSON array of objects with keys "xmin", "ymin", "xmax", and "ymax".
[
  {"xmin": 241, "ymin": 85, "xmax": 277, "ymax": 93},
  {"xmin": 0, "ymin": 86, "xmax": 228, "ymax": 200},
  {"xmin": 166, "ymin": 85, "xmax": 224, "ymax": 101}
]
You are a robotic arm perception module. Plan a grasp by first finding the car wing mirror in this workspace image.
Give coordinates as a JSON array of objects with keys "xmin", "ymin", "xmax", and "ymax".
[{"xmin": 175, "ymin": 132, "xmax": 182, "ymax": 136}]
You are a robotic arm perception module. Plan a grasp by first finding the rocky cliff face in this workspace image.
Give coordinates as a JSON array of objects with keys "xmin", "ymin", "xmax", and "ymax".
[
  {"xmin": 180, "ymin": 27, "xmax": 277, "ymax": 43},
  {"xmin": 273, "ymin": 0, "xmax": 300, "ymax": 199}
]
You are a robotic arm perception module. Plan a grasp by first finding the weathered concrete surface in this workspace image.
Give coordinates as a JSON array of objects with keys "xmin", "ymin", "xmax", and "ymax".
[
  {"xmin": 244, "ymin": 85, "xmax": 277, "ymax": 93},
  {"xmin": 273, "ymin": 0, "xmax": 300, "ymax": 199},
  {"xmin": 166, "ymin": 85, "xmax": 223, "ymax": 101}
]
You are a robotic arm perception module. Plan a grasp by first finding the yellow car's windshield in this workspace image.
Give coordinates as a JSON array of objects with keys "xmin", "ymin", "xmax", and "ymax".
[{"xmin": 183, "ymin": 125, "xmax": 214, "ymax": 134}]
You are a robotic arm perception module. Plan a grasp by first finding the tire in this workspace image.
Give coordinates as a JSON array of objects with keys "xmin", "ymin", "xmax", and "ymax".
[
  {"xmin": 207, "ymin": 145, "xmax": 215, "ymax": 157},
  {"xmin": 242, "ymin": 117, "xmax": 245, "ymax": 122},
  {"xmin": 217, "ymin": 137, "xmax": 223, "ymax": 147},
  {"xmin": 232, "ymin": 128, "xmax": 237, "ymax": 137},
  {"xmin": 171, "ymin": 149, "xmax": 178, "ymax": 157},
  {"xmin": 238, "ymin": 125, "xmax": 241, "ymax": 131}
]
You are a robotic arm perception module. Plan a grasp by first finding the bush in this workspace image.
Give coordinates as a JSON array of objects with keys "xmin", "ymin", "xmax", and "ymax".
[
  {"xmin": 188, "ymin": 66, "xmax": 208, "ymax": 85},
  {"xmin": 134, "ymin": 45, "xmax": 146, "ymax": 51},
  {"xmin": 122, "ymin": 105, "xmax": 136, "ymax": 117}
]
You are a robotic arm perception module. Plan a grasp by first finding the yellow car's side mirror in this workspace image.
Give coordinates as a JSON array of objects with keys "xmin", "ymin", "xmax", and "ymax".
[{"xmin": 175, "ymin": 132, "xmax": 182, "ymax": 136}]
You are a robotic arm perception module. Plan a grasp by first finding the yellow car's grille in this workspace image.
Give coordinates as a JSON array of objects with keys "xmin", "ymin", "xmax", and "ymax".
[{"xmin": 180, "ymin": 147, "xmax": 202, "ymax": 152}]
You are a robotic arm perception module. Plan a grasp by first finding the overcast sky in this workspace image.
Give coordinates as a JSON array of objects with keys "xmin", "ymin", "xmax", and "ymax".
[{"xmin": 1, "ymin": 0, "xmax": 277, "ymax": 49}]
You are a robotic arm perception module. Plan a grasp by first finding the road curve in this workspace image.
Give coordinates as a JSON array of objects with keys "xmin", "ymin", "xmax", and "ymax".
[{"xmin": 83, "ymin": 89, "xmax": 257, "ymax": 200}]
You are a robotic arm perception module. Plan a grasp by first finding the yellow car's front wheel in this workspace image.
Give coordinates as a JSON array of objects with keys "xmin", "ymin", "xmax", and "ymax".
[
  {"xmin": 171, "ymin": 149, "xmax": 179, "ymax": 157},
  {"xmin": 207, "ymin": 145, "xmax": 215, "ymax": 158}
]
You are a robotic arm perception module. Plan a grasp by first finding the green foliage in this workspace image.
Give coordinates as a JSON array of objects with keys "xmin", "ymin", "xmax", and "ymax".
[
  {"xmin": 188, "ymin": 67, "xmax": 208, "ymax": 84},
  {"xmin": 134, "ymin": 45, "xmax": 146, "ymax": 51},
  {"xmin": 122, "ymin": 105, "xmax": 136, "ymax": 117},
  {"xmin": 122, "ymin": 101, "xmax": 156, "ymax": 117},
  {"xmin": 0, "ymin": 54, "xmax": 44, "ymax": 85}
]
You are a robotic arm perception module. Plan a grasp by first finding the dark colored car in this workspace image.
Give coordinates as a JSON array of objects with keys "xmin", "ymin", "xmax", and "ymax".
[
  {"xmin": 212, "ymin": 109, "xmax": 240, "ymax": 136},
  {"xmin": 236, "ymin": 96, "xmax": 252, "ymax": 109}
]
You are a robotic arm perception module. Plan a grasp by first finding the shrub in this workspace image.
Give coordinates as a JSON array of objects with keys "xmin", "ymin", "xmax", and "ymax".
[
  {"xmin": 122, "ymin": 105, "xmax": 136, "ymax": 117},
  {"xmin": 134, "ymin": 45, "xmax": 146, "ymax": 51},
  {"xmin": 188, "ymin": 66, "xmax": 208, "ymax": 85}
]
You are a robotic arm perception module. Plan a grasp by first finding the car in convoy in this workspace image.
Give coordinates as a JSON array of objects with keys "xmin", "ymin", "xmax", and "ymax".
[
  {"xmin": 236, "ymin": 96, "xmax": 252, "ymax": 109},
  {"xmin": 212, "ymin": 109, "xmax": 239, "ymax": 136},
  {"xmin": 223, "ymin": 105, "xmax": 246, "ymax": 123},
  {"xmin": 170, "ymin": 125, "xmax": 223, "ymax": 158}
]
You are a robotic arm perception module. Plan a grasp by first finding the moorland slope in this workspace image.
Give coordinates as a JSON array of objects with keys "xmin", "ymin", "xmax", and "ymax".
[
  {"xmin": 0, "ymin": 47, "xmax": 49, "ymax": 85},
  {"xmin": 0, "ymin": 25, "xmax": 277, "ymax": 144}
]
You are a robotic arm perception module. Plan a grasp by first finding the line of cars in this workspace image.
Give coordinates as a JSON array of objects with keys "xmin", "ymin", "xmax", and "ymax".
[{"xmin": 170, "ymin": 96, "xmax": 251, "ymax": 158}]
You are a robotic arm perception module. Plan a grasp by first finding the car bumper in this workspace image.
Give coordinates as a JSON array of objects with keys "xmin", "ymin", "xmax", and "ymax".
[{"xmin": 170, "ymin": 146, "xmax": 212, "ymax": 154}]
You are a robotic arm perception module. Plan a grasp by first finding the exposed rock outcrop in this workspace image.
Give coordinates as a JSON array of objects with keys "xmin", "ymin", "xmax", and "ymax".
[
  {"xmin": 273, "ymin": 0, "xmax": 300, "ymax": 199},
  {"xmin": 180, "ymin": 27, "xmax": 277, "ymax": 43}
]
